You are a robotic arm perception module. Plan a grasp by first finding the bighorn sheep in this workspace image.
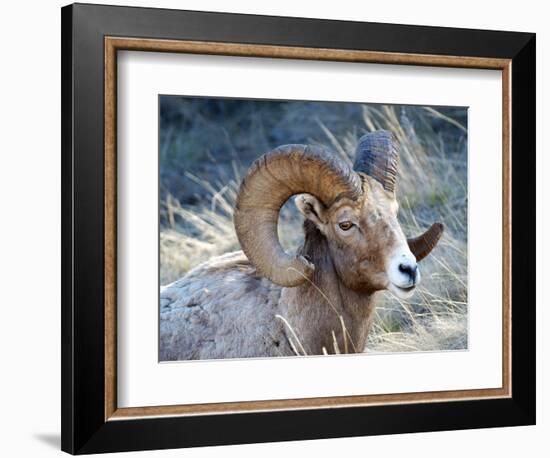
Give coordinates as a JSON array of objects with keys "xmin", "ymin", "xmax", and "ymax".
[{"xmin": 160, "ymin": 130, "xmax": 443, "ymax": 360}]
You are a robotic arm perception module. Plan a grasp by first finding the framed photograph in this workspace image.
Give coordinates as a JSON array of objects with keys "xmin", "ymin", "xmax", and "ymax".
[{"xmin": 61, "ymin": 3, "xmax": 536, "ymax": 454}]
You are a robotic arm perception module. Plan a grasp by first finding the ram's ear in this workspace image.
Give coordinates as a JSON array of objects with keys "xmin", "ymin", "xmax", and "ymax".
[{"xmin": 295, "ymin": 194, "xmax": 328, "ymax": 228}]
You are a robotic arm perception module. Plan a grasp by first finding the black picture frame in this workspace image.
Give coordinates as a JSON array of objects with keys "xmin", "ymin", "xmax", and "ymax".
[{"xmin": 61, "ymin": 3, "xmax": 535, "ymax": 454}]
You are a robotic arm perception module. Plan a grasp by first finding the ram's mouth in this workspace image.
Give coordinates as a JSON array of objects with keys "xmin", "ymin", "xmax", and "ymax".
[
  {"xmin": 389, "ymin": 282, "xmax": 417, "ymax": 298},
  {"xmin": 396, "ymin": 284, "xmax": 415, "ymax": 293}
]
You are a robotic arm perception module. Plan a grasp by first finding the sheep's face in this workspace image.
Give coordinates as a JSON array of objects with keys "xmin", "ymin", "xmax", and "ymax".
[{"xmin": 296, "ymin": 176, "xmax": 419, "ymax": 298}]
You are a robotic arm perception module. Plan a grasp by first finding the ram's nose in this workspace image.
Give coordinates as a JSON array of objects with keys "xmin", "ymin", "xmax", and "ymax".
[
  {"xmin": 398, "ymin": 262, "xmax": 418, "ymax": 283},
  {"xmin": 389, "ymin": 250, "xmax": 421, "ymax": 290}
]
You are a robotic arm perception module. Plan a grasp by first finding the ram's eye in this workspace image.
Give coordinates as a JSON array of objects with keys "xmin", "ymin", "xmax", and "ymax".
[{"xmin": 338, "ymin": 221, "xmax": 354, "ymax": 231}]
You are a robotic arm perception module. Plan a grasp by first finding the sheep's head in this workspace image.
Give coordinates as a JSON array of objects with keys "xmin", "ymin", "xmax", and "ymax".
[{"xmin": 234, "ymin": 130, "xmax": 444, "ymax": 298}]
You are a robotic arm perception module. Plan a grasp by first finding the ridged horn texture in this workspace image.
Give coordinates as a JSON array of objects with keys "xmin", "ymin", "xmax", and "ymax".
[
  {"xmin": 407, "ymin": 223, "xmax": 445, "ymax": 262},
  {"xmin": 353, "ymin": 130, "xmax": 399, "ymax": 193},
  {"xmin": 234, "ymin": 144, "xmax": 362, "ymax": 287}
]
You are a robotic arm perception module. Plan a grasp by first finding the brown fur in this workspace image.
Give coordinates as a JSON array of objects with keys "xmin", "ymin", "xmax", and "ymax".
[
  {"xmin": 278, "ymin": 175, "xmax": 409, "ymax": 354},
  {"xmin": 296, "ymin": 176, "xmax": 406, "ymax": 292}
]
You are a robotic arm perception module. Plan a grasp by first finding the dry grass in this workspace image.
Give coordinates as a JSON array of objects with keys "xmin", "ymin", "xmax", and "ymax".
[{"xmin": 160, "ymin": 101, "xmax": 467, "ymax": 353}]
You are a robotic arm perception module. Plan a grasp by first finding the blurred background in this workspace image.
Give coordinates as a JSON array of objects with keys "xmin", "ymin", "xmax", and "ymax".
[{"xmin": 159, "ymin": 95, "xmax": 468, "ymax": 353}]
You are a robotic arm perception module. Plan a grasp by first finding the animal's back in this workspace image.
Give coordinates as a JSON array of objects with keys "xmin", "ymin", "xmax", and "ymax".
[{"xmin": 160, "ymin": 251, "xmax": 292, "ymax": 360}]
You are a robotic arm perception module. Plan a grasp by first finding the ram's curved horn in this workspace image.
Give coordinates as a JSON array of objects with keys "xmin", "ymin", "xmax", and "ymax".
[
  {"xmin": 407, "ymin": 223, "xmax": 445, "ymax": 261},
  {"xmin": 353, "ymin": 130, "xmax": 398, "ymax": 194},
  {"xmin": 234, "ymin": 144, "xmax": 361, "ymax": 287}
]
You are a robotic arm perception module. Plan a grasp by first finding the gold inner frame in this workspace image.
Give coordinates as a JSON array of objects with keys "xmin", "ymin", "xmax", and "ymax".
[{"xmin": 104, "ymin": 36, "xmax": 512, "ymax": 421}]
